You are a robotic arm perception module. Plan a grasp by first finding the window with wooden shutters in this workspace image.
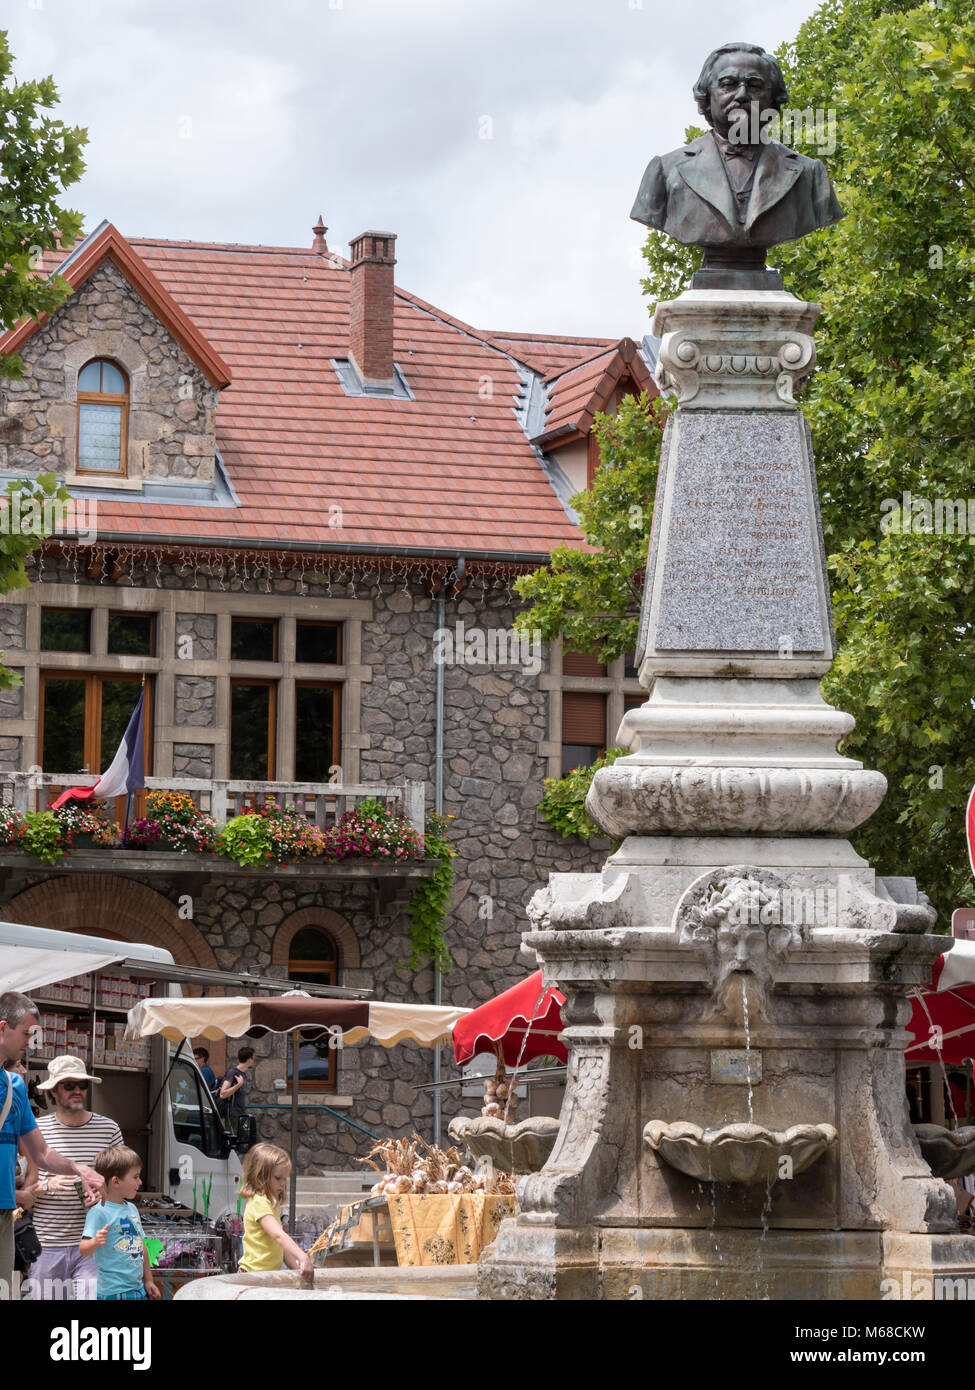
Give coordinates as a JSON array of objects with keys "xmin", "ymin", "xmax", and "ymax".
[
  {"xmin": 561, "ymin": 691, "xmax": 607, "ymax": 775},
  {"xmin": 562, "ymin": 649, "xmax": 607, "ymax": 677}
]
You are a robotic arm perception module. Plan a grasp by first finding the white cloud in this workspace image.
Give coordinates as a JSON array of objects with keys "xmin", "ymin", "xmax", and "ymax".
[{"xmin": 5, "ymin": 0, "xmax": 826, "ymax": 330}]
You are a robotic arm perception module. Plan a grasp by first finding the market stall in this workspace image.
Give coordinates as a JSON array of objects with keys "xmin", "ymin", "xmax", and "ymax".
[
  {"xmin": 125, "ymin": 990, "xmax": 471, "ymax": 1233},
  {"xmin": 907, "ymin": 938, "xmax": 975, "ymax": 1065}
]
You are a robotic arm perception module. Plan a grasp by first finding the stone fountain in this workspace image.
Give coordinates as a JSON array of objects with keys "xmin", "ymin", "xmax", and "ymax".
[{"xmin": 478, "ymin": 42, "xmax": 975, "ymax": 1300}]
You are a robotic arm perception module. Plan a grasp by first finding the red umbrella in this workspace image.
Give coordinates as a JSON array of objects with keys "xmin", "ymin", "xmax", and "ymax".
[
  {"xmin": 907, "ymin": 941, "xmax": 975, "ymax": 1064},
  {"xmin": 452, "ymin": 970, "xmax": 567, "ymax": 1066}
]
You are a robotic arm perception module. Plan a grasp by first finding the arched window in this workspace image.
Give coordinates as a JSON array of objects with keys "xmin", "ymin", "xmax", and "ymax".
[
  {"xmin": 77, "ymin": 359, "xmax": 128, "ymax": 474},
  {"xmin": 288, "ymin": 928, "xmax": 337, "ymax": 1090}
]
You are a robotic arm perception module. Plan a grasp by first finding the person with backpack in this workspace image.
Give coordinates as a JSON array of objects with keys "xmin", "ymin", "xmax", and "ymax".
[{"xmin": 218, "ymin": 1047, "xmax": 255, "ymax": 1132}]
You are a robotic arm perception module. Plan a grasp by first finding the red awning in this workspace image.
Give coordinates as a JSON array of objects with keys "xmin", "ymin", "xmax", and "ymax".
[
  {"xmin": 907, "ymin": 941, "xmax": 975, "ymax": 1064},
  {"xmin": 452, "ymin": 970, "xmax": 567, "ymax": 1067}
]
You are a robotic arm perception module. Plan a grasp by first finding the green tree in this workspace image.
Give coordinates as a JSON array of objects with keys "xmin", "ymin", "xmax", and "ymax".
[
  {"xmin": 518, "ymin": 0, "xmax": 975, "ymax": 919},
  {"xmin": 0, "ymin": 31, "xmax": 86, "ymax": 359},
  {"xmin": 0, "ymin": 32, "xmax": 85, "ymax": 686},
  {"xmin": 515, "ymin": 394, "xmax": 666, "ymax": 661}
]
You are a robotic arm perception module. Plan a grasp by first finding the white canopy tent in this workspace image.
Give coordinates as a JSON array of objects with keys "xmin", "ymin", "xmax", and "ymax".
[{"xmin": 0, "ymin": 919, "xmax": 175, "ymax": 993}]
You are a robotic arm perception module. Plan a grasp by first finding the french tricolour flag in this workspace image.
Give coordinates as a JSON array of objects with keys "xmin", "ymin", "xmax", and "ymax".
[{"xmin": 52, "ymin": 688, "xmax": 146, "ymax": 810}]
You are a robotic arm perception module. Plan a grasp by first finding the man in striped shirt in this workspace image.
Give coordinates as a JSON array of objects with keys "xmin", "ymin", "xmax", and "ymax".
[{"xmin": 26, "ymin": 1055, "xmax": 123, "ymax": 1300}]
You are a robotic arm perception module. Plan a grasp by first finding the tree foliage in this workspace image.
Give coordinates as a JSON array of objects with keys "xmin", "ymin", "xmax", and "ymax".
[
  {"xmin": 0, "ymin": 35, "xmax": 85, "ymax": 688},
  {"xmin": 517, "ymin": 0, "xmax": 975, "ymax": 916},
  {"xmin": 514, "ymin": 394, "xmax": 667, "ymax": 659},
  {"xmin": 0, "ymin": 31, "xmax": 86, "ymax": 366}
]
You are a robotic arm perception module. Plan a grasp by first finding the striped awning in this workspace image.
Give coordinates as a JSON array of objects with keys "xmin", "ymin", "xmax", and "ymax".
[{"xmin": 126, "ymin": 993, "xmax": 470, "ymax": 1048}]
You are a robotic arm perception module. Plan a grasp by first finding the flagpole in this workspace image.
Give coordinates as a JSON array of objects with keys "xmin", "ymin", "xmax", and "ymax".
[{"xmin": 123, "ymin": 675, "xmax": 146, "ymax": 843}]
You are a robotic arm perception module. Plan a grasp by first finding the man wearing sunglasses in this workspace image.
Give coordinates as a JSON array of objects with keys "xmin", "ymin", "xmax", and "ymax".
[{"xmin": 27, "ymin": 1055, "xmax": 123, "ymax": 1300}]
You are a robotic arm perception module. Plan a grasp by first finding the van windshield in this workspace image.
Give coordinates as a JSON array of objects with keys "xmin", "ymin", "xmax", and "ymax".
[{"xmin": 169, "ymin": 1057, "xmax": 225, "ymax": 1159}]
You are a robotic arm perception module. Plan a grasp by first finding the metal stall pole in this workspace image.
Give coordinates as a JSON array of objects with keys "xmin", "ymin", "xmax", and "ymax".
[{"xmin": 288, "ymin": 1030, "xmax": 300, "ymax": 1235}]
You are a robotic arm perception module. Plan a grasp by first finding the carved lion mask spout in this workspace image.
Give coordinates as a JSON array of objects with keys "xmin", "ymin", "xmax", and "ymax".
[{"xmin": 674, "ymin": 866, "xmax": 805, "ymax": 1020}]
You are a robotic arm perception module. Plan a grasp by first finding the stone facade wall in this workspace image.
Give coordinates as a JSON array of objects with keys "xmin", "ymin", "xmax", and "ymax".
[
  {"xmin": 175, "ymin": 613, "xmax": 217, "ymax": 661},
  {"xmin": 0, "ymin": 261, "xmax": 217, "ymax": 484},
  {"xmin": 173, "ymin": 676, "xmax": 216, "ymax": 728},
  {"xmin": 172, "ymin": 743, "xmax": 214, "ymax": 779},
  {"xmin": 0, "ymin": 558, "xmax": 616, "ymax": 1168}
]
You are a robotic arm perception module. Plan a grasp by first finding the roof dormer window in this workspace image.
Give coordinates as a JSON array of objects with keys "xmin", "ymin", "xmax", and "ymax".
[{"xmin": 77, "ymin": 359, "xmax": 128, "ymax": 474}]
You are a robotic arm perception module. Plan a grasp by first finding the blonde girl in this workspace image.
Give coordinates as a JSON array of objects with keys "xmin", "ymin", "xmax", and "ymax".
[{"xmin": 238, "ymin": 1142, "xmax": 313, "ymax": 1277}]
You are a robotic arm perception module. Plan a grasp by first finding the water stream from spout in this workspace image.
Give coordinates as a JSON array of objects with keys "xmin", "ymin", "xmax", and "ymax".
[
  {"xmin": 741, "ymin": 976, "xmax": 754, "ymax": 1125},
  {"xmin": 755, "ymin": 1177, "xmax": 774, "ymax": 1300}
]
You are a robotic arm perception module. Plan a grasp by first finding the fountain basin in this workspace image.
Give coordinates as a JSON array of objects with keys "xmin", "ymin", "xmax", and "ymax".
[
  {"xmin": 914, "ymin": 1125, "xmax": 975, "ymax": 1180},
  {"xmin": 448, "ymin": 1115, "xmax": 560, "ymax": 1173},
  {"xmin": 174, "ymin": 1266, "xmax": 477, "ymax": 1300},
  {"xmin": 644, "ymin": 1120, "xmax": 837, "ymax": 1184}
]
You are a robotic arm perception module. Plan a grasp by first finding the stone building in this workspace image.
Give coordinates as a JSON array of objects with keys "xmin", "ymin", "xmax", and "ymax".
[{"xmin": 0, "ymin": 217, "xmax": 655, "ymax": 1167}]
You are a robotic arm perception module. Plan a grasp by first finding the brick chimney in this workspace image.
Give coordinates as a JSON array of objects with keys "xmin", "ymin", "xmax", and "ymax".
[{"xmin": 348, "ymin": 231, "xmax": 397, "ymax": 388}]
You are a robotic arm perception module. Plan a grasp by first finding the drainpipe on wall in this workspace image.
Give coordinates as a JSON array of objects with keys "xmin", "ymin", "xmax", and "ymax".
[{"xmin": 432, "ymin": 555, "xmax": 465, "ymax": 1147}]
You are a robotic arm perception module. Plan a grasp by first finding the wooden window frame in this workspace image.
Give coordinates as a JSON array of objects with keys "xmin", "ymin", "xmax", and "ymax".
[
  {"xmin": 288, "ymin": 931, "xmax": 338, "ymax": 1090},
  {"xmin": 229, "ymin": 678, "xmax": 277, "ymax": 781},
  {"xmin": 230, "ymin": 616, "xmax": 279, "ymax": 663},
  {"xmin": 294, "ymin": 682, "xmax": 341, "ymax": 783},
  {"xmin": 38, "ymin": 671, "xmax": 152, "ymax": 819},
  {"xmin": 295, "ymin": 620, "xmax": 342, "ymax": 666},
  {"xmin": 39, "ymin": 607, "xmax": 92, "ymax": 654},
  {"xmin": 76, "ymin": 360, "xmax": 129, "ymax": 477},
  {"xmin": 561, "ymin": 691, "xmax": 607, "ymax": 776},
  {"xmin": 107, "ymin": 610, "xmax": 156, "ymax": 658}
]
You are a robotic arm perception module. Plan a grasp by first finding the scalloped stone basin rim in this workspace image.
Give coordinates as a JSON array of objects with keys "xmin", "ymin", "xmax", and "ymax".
[
  {"xmin": 644, "ymin": 1120, "xmax": 838, "ymax": 1184},
  {"xmin": 174, "ymin": 1267, "xmax": 477, "ymax": 1300},
  {"xmin": 448, "ymin": 1115, "xmax": 560, "ymax": 1174},
  {"xmin": 913, "ymin": 1124, "xmax": 975, "ymax": 1180}
]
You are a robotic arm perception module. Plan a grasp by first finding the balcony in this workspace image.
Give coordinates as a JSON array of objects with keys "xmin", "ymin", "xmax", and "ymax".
[{"xmin": 0, "ymin": 772, "xmax": 434, "ymax": 912}]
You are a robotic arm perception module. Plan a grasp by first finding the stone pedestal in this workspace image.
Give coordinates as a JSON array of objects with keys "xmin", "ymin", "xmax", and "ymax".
[{"xmin": 478, "ymin": 286, "xmax": 975, "ymax": 1300}]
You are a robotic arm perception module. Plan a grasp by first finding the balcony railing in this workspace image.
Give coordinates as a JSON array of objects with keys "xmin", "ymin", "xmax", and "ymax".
[{"xmin": 2, "ymin": 772, "xmax": 425, "ymax": 832}]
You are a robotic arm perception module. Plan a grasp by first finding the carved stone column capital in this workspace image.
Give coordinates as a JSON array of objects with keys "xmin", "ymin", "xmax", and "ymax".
[{"xmin": 652, "ymin": 290, "xmax": 819, "ymax": 410}]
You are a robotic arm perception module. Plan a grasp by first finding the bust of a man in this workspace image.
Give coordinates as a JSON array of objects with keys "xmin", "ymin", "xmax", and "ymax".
[{"xmin": 631, "ymin": 43, "xmax": 842, "ymax": 265}]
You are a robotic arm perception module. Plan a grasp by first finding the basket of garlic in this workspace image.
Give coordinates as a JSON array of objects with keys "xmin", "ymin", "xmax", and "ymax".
[{"xmin": 359, "ymin": 1133, "xmax": 517, "ymax": 1198}]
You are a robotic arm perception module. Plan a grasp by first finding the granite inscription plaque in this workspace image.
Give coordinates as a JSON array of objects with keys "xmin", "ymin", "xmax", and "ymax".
[{"xmin": 653, "ymin": 412, "xmax": 826, "ymax": 653}]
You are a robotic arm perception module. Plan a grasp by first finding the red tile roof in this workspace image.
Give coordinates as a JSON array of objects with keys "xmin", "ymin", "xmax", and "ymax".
[
  {"xmin": 4, "ymin": 224, "xmax": 231, "ymax": 388},
  {"xmin": 485, "ymin": 331, "xmax": 617, "ymax": 380},
  {"xmin": 533, "ymin": 338, "xmax": 655, "ymax": 447},
  {"xmin": 2, "ymin": 230, "xmax": 652, "ymax": 558}
]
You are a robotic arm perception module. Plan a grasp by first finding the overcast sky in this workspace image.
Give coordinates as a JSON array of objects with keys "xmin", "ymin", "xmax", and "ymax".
[{"xmin": 6, "ymin": 0, "xmax": 823, "ymax": 338}]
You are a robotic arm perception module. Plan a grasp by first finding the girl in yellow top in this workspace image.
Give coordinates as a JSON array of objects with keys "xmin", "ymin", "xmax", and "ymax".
[{"xmin": 238, "ymin": 1142, "xmax": 314, "ymax": 1277}]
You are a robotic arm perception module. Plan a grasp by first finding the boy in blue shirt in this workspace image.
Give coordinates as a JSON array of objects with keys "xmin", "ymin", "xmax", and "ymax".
[{"xmin": 80, "ymin": 1145, "xmax": 161, "ymax": 1301}]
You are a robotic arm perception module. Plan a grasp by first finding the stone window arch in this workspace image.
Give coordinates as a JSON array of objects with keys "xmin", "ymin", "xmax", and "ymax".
[
  {"xmin": 272, "ymin": 908, "xmax": 360, "ymax": 974},
  {"xmin": 76, "ymin": 359, "xmax": 129, "ymax": 475},
  {"xmin": 287, "ymin": 925, "xmax": 338, "ymax": 987},
  {"xmin": 4, "ymin": 874, "xmax": 219, "ymax": 969},
  {"xmin": 273, "ymin": 909, "xmax": 359, "ymax": 1093}
]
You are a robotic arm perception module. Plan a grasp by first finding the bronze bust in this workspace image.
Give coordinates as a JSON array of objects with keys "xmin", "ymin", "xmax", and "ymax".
[{"xmin": 632, "ymin": 44, "xmax": 842, "ymax": 282}]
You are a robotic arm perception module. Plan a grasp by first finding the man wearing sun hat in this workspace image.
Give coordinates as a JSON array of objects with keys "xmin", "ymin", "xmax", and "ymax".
[{"xmin": 26, "ymin": 1055, "xmax": 124, "ymax": 1300}]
